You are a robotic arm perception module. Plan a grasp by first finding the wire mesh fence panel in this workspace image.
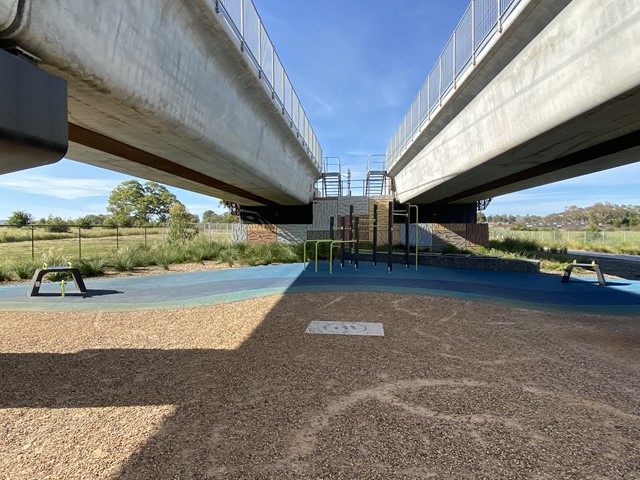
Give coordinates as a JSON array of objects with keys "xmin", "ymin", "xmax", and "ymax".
[
  {"xmin": 215, "ymin": 0, "xmax": 322, "ymax": 169},
  {"xmin": 489, "ymin": 228, "xmax": 640, "ymax": 249},
  {"xmin": 474, "ymin": 0, "xmax": 499, "ymax": 51},
  {"xmin": 455, "ymin": 6, "xmax": 473, "ymax": 76},
  {"xmin": 386, "ymin": 0, "xmax": 524, "ymax": 170},
  {"xmin": 441, "ymin": 37, "xmax": 455, "ymax": 95}
]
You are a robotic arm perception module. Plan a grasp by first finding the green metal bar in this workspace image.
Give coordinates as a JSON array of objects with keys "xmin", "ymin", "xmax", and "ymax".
[
  {"xmin": 329, "ymin": 240, "xmax": 357, "ymax": 274},
  {"xmin": 313, "ymin": 239, "xmax": 338, "ymax": 273}
]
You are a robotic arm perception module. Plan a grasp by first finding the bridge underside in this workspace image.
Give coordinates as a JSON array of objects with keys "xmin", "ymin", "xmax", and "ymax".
[
  {"xmin": 1, "ymin": 0, "xmax": 320, "ymax": 206},
  {"xmin": 391, "ymin": 0, "xmax": 640, "ymax": 205}
]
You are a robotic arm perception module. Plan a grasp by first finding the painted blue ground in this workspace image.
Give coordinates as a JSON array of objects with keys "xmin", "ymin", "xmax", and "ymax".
[{"xmin": 0, "ymin": 262, "xmax": 639, "ymax": 314}]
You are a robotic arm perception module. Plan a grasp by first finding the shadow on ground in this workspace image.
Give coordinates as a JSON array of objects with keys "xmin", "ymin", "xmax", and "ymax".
[{"xmin": 1, "ymin": 289, "xmax": 639, "ymax": 478}]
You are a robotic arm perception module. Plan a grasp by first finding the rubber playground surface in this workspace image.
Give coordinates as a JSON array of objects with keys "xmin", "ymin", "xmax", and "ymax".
[{"xmin": 1, "ymin": 261, "xmax": 639, "ymax": 314}]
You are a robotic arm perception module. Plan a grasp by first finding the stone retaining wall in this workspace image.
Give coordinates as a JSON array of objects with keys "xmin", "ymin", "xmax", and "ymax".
[{"xmin": 355, "ymin": 253, "xmax": 540, "ymax": 273}]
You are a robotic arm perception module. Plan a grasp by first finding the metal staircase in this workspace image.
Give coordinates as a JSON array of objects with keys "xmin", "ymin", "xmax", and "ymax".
[
  {"xmin": 365, "ymin": 154, "xmax": 388, "ymax": 196},
  {"xmin": 318, "ymin": 157, "xmax": 342, "ymax": 197}
]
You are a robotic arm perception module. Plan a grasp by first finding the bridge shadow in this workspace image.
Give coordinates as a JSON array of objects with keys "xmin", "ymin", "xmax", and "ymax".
[
  {"xmin": 1, "ymin": 290, "xmax": 389, "ymax": 477},
  {"xmin": 2, "ymin": 265, "xmax": 640, "ymax": 477},
  {"xmin": 34, "ymin": 289, "xmax": 124, "ymax": 298}
]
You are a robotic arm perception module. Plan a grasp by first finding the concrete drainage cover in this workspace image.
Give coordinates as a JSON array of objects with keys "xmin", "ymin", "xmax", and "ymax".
[{"xmin": 305, "ymin": 321, "xmax": 384, "ymax": 337}]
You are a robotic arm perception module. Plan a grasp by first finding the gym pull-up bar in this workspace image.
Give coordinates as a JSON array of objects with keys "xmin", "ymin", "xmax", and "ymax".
[{"xmin": 388, "ymin": 202, "xmax": 419, "ymax": 272}]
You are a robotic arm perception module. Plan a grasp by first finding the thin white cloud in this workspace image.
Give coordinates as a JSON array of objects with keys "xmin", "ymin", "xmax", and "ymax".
[{"xmin": 0, "ymin": 174, "xmax": 119, "ymax": 200}]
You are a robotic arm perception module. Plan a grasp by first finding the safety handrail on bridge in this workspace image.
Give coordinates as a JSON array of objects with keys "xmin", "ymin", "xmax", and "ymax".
[
  {"xmin": 385, "ymin": 0, "xmax": 525, "ymax": 171},
  {"xmin": 215, "ymin": 0, "xmax": 323, "ymax": 170}
]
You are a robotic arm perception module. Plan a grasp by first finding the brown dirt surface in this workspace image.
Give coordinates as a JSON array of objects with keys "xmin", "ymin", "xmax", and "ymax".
[{"xmin": 1, "ymin": 293, "xmax": 639, "ymax": 479}]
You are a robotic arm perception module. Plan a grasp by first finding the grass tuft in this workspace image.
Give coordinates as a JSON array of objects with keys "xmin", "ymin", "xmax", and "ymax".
[
  {"xmin": 0, "ymin": 263, "xmax": 12, "ymax": 282},
  {"xmin": 11, "ymin": 261, "xmax": 38, "ymax": 279},
  {"xmin": 77, "ymin": 257, "xmax": 107, "ymax": 277}
]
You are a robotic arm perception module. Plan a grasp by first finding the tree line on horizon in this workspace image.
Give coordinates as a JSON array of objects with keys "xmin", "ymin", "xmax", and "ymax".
[
  {"xmin": 4, "ymin": 180, "xmax": 238, "ymax": 231},
  {"xmin": 486, "ymin": 202, "xmax": 640, "ymax": 230}
]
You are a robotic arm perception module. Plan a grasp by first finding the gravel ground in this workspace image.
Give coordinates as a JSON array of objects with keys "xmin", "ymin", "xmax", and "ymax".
[{"xmin": 1, "ymin": 291, "xmax": 639, "ymax": 479}]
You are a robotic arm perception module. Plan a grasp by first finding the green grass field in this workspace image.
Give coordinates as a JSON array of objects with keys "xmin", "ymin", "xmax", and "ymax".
[
  {"xmin": 0, "ymin": 226, "xmax": 233, "ymax": 263},
  {"xmin": 489, "ymin": 228, "xmax": 640, "ymax": 253}
]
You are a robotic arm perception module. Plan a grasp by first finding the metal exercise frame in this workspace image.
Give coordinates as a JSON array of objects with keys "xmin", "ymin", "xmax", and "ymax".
[
  {"xmin": 388, "ymin": 202, "xmax": 419, "ymax": 272},
  {"xmin": 303, "ymin": 215, "xmax": 360, "ymax": 274}
]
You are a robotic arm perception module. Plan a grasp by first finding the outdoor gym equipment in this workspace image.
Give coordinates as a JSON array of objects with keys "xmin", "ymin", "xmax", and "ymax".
[
  {"xmin": 303, "ymin": 214, "xmax": 360, "ymax": 273},
  {"xmin": 388, "ymin": 202, "xmax": 419, "ymax": 272},
  {"xmin": 561, "ymin": 260, "xmax": 606, "ymax": 286}
]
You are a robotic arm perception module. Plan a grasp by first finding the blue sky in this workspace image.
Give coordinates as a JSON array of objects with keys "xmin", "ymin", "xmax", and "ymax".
[{"xmin": 1, "ymin": 0, "xmax": 638, "ymax": 221}]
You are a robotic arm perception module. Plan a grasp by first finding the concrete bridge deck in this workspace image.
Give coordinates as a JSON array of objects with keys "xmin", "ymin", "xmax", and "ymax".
[
  {"xmin": 1, "ymin": 0, "xmax": 322, "ymax": 206},
  {"xmin": 388, "ymin": 0, "xmax": 640, "ymax": 206}
]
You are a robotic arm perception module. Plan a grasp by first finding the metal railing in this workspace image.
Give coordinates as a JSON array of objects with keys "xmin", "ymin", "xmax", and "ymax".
[
  {"xmin": 216, "ymin": 0, "xmax": 323, "ymax": 170},
  {"xmin": 386, "ymin": 0, "xmax": 524, "ymax": 170}
]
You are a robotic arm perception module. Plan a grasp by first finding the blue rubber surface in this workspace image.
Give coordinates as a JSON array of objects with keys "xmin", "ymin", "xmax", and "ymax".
[{"xmin": 1, "ymin": 262, "xmax": 639, "ymax": 314}]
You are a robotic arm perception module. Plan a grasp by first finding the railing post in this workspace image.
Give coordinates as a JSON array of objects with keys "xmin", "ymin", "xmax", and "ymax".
[
  {"xmin": 453, "ymin": 30, "xmax": 457, "ymax": 88},
  {"xmin": 239, "ymin": 0, "xmax": 245, "ymax": 51},
  {"xmin": 472, "ymin": 0, "xmax": 476, "ymax": 65},
  {"xmin": 258, "ymin": 20, "xmax": 262, "ymax": 79},
  {"xmin": 438, "ymin": 57, "xmax": 442, "ymax": 106},
  {"xmin": 271, "ymin": 38, "xmax": 276, "ymax": 90},
  {"xmin": 427, "ymin": 76, "xmax": 431, "ymax": 121},
  {"xmin": 498, "ymin": 0, "xmax": 503, "ymax": 33}
]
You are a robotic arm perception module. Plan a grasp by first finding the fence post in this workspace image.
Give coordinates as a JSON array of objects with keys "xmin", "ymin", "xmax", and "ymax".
[
  {"xmin": 116, "ymin": 226, "xmax": 119, "ymax": 251},
  {"xmin": 144, "ymin": 226, "xmax": 148, "ymax": 249},
  {"xmin": 78, "ymin": 226, "xmax": 82, "ymax": 260},
  {"xmin": 31, "ymin": 226, "xmax": 35, "ymax": 260}
]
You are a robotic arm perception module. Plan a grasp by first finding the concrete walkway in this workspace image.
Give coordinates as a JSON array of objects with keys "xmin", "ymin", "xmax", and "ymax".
[{"xmin": 1, "ymin": 262, "xmax": 639, "ymax": 315}]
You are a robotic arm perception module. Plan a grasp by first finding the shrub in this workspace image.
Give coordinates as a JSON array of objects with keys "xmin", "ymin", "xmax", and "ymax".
[
  {"xmin": 149, "ymin": 244, "xmax": 181, "ymax": 270},
  {"xmin": 77, "ymin": 257, "xmax": 107, "ymax": 277},
  {"xmin": 41, "ymin": 248, "xmax": 69, "ymax": 268},
  {"xmin": 484, "ymin": 236, "xmax": 539, "ymax": 256},
  {"xmin": 7, "ymin": 210, "xmax": 33, "ymax": 227},
  {"xmin": 266, "ymin": 242, "xmax": 299, "ymax": 264},
  {"xmin": 11, "ymin": 261, "xmax": 38, "ymax": 279},
  {"xmin": 246, "ymin": 244, "xmax": 273, "ymax": 266},
  {"xmin": 109, "ymin": 247, "xmax": 145, "ymax": 272},
  {"xmin": 441, "ymin": 244, "xmax": 473, "ymax": 254},
  {"xmin": 184, "ymin": 236, "xmax": 218, "ymax": 263},
  {"xmin": 167, "ymin": 203, "xmax": 198, "ymax": 245},
  {"xmin": 43, "ymin": 215, "xmax": 71, "ymax": 233},
  {"xmin": 219, "ymin": 245, "xmax": 239, "ymax": 267},
  {"xmin": 0, "ymin": 263, "xmax": 12, "ymax": 282}
]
